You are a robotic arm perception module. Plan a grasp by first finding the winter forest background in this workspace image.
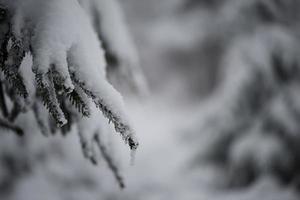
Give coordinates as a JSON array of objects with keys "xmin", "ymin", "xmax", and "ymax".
[{"xmin": 0, "ymin": 0, "xmax": 300, "ymax": 199}]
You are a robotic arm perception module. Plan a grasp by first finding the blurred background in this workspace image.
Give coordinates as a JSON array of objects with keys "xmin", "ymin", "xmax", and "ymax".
[{"xmin": 1, "ymin": 0, "xmax": 300, "ymax": 199}]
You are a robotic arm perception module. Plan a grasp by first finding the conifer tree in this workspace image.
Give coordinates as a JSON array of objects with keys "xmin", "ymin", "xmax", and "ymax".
[{"xmin": 185, "ymin": 0, "xmax": 300, "ymax": 189}]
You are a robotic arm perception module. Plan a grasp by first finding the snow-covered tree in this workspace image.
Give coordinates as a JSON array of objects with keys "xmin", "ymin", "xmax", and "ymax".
[
  {"xmin": 0, "ymin": 0, "xmax": 146, "ymax": 194},
  {"xmin": 185, "ymin": 0, "xmax": 300, "ymax": 189}
]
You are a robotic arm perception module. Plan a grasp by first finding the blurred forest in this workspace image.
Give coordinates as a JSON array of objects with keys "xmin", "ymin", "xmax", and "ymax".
[{"xmin": 1, "ymin": 0, "xmax": 300, "ymax": 200}]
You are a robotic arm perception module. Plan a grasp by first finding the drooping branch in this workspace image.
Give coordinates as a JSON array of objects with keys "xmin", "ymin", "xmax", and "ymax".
[{"xmin": 71, "ymin": 72, "xmax": 138, "ymax": 150}]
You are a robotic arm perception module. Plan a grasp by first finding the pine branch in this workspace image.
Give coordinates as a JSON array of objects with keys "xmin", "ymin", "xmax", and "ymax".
[
  {"xmin": 59, "ymin": 100, "xmax": 74, "ymax": 136},
  {"xmin": 94, "ymin": 133, "xmax": 125, "ymax": 189},
  {"xmin": 51, "ymin": 68, "xmax": 90, "ymax": 118},
  {"xmin": 0, "ymin": 7, "xmax": 28, "ymax": 99},
  {"xmin": 51, "ymin": 78, "xmax": 74, "ymax": 135},
  {"xmin": 0, "ymin": 7, "xmax": 9, "ymax": 67},
  {"xmin": 35, "ymin": 72, "xmax": 67, "ymax": 127},
  {"xmin": 66, "ymin": 85, "xmax": 91, "ymax": 117},
  {"xmin": 0, "ymin": 81, "xmax": 8, "ymax": 117},
  {"xmin": 71, "ymin": 72, "xmax": 138, "ymax": 150},
  {"xmin": 2, "ymin": 35, "xmax": 28, "ymax": 98},
  {"xmin": 50, "ymin": 68, "xmax": 73, "ymax": 94}
]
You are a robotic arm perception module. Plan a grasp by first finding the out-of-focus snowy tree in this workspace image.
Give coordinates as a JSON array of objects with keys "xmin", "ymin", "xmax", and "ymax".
[
  {"xmin": 185, "ymin": 0, "xmax": 300, "ymax": 190},
  {"xmin": 0, "ymin": 0, "xmax": 146, "ymax": 198}
]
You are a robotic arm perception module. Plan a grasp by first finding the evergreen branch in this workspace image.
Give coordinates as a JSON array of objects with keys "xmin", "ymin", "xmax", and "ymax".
[
  {"xmin": 50, "ymin": 68, "xmax": 73, "ymax": 93},
  {"xmin": 51, "ymin": 77, "xmax": 74, "ymax": 135},
  {"xmin": 51, "ymin": 68, "xmax": 90, "ymax": 118},
  {"xmin": 71, "ymin": 72, "xmax": 138, "ymax": 150},
  {"xmin": 94, "ymin": 133, "xmax": 125, "ymax": 189},
  {"xmin": 66, "ymin": 85, "xmax": 91, "ymax": 117},
  {"xmin": 0, "ymin": 9, "xmax": 9, "ymax": 67},
  {"xmin": 59, "ymin": 100, "xmax": 74, "ymax": 136},
  {"xmin": 2, "ymin": 36, "xmax": 28, "ymax": 98},
  {"xmin": 35, "ymin": 72, "xmax": 67, "ymax": 127},
  {"xmin": 0, "ymin": 81, "xmax": 8, "ymax": 117}
]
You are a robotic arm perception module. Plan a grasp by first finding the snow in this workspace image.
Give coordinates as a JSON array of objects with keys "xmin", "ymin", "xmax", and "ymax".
[
  {"xmin": 79, "ymin": 0, "xmax": 149, "ymax": 96},
  {"xmin": 8, "ymin": 0, "xmax": 127, "ymax": 113},
  {"xmin": 0, "ymin": 0, "xmax": 300, "ymax": 200},
  {"xmin": 1, "ymin": 0, "xmax": 138, "ymax": 148},
  {"xmin": 7, "ymin": 97, "xmax": 299, "ymax": 200}
]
